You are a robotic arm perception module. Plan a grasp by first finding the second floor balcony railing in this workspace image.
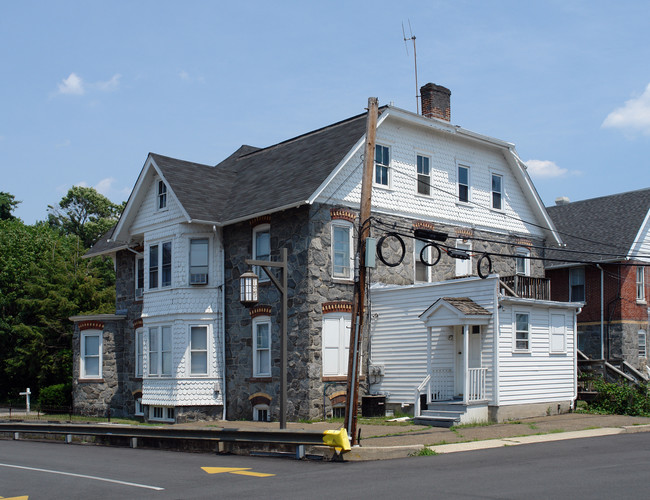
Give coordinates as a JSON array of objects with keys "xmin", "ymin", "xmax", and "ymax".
[{"xmin": 500, "ymin": 275, "xmax": 550, "ymax": 301}]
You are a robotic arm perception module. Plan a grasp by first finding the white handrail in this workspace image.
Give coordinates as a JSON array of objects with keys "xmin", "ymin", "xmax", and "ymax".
[{"xmin": 414, "ymin": 374, "xmax": 431, "ymax": 417}]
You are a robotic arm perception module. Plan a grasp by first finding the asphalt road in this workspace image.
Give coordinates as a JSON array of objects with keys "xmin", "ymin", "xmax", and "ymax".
[{"xmin": 2, "ymin": 433, "xmax": 649, "ymax": 499}]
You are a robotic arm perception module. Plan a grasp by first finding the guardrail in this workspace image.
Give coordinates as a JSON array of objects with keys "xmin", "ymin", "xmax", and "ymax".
[{"xmin": 0, "ymin": 422, "xmax": 350, "ymax": 459}]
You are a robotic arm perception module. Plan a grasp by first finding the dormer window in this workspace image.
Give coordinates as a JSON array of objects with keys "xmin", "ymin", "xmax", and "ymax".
[{"xmin": 157, "ymin": 180, "xmax": 167, "ymax": 210}]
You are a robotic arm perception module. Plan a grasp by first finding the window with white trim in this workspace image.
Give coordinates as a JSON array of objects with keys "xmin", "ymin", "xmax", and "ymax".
[
  {"xmin": 81, "ymin": 330, "xmax": 102, "ymax": 378},
  {"xmin": 455, "ymin": 240, "xmax": 472, "ymax": 277},
  {"xmin": 189, "ymin": 238, "xmax": 209, "ymax": 285},
  {"xmin": 253, "ymin": 224, "xmax": 270, "ymax": 282},
  {"xmin": 569, "ymin": 267, "xmax": 585, "ymax": 302},
  {"xmin": 550, "ymin": 313, "xmax": 566, "ymax": 353},
  {"xmin": 135, "ymin": 256, "xmax": 144, "ymax": 299},
  {"xmin": 515, "ymin": 247, "xmax": 531, "ymax": 276},
  {"xmin": 416, "ymin": 155, "xmax": 431, "ymax": 196},
  {"xmin": 639, "ymin": 330, "xmax": 647, "ymax": 357},
  {"xmin": 148, "ymin": 242, "xmax": 172, "ymax": 289},
  {"xmin": 190, "ymin": 326, "xmax": 208, "ymax": 375},
  {"xmin": 157, "ymin": 180, "xmax": 167, "ymax": 209},
  {"xmin": 515, "ymin": 312, "xmax": 530, "ymax": 351},
  {"xmin": 491, "ymin": 173, "xmax": 503, "ymax": 210},
  {"xmin": 135, "ymin": 328, "xmax": 144, "ymax": 377},
  {"xmin": 322, "ymin": 312, "xmax": 351, "ymax": 376},
  {"xmin": 636, "ymin": 266, "xmax": 645, "ymax": 302},
  {"xmin": 253, "ymin": 404, "xmax": 270, "ymax": 422},
  {"xmin": 415, "ymin": 239, "xmax": 431, "ymax": 282},
  {"xmin": 253, "ymin": 317, "xmax": 271, "ymax": 377},
  {"xmin": 150, "ymin": 406, "xmax": 174, "ymax": 422},
  {"xmin": 374, "ymin": 144, "xmax": 390, "ymax": 187},
  {"xmin": 458, "ymin": 165, "xmax": 470, "ymax": 203},
  {"xmin": 332, "ymin": 221, "xmax": 354, "ymax": 279},
  {"xmin": 148, "ymin": 326, "xmax": 172, "ymax": 377}
]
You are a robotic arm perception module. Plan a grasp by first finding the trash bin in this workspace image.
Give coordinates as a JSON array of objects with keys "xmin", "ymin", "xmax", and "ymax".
[{"xmin": 361, "ymin": 395, "xmax": 386, "ymax": 417}]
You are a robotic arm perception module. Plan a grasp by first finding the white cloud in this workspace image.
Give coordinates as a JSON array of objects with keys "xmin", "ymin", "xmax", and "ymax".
[
  {"xmin": 602, "ymin": 83, "xmax": 650, "ymax": 135},
  {"xmin": 95, "ymin": 74, "xmax": 121, "ymax": 92},
  {"xmin": 58, "ymin": 73, "xmax": 85, "ymax": 95},
  {"xmin": 178, "ymin": 70, "xmax": 205, "ymax": 84},
  {"xmin": 94, "ymin": 177, "xmax": 116, "ymax": 195},
  {"xmin": 179, "ymin": 70, "xmax": 190, "ymax": 81},
  {"xmin": 525, "ymin": 160, "xmax": 568, "ymax": 179}
]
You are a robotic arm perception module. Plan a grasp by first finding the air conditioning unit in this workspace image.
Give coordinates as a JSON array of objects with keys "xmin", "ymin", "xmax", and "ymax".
[
  {"xmin": 135, "ymin": 287, "xmax": 144, "ymax": 298},
  {"xmin": 190, "ymin": 273, "xmax": 208, "ymax": 285}
]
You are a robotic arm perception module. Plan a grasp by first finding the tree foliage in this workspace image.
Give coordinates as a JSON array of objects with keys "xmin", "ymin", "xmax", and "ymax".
[
  {"xmin": 0, "ymin": 191, "xmax": 20, "ymax": 220},
  {"xmin": 47, "ymin": 186, "xmax": 123, "ymax": 248},
  {"xmin": 0, "ymin": 188, "xmax": 121, "ymax": 402}
]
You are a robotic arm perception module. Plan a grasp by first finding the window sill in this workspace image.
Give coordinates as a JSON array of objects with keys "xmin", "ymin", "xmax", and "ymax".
[
  {"xmin": 512, "ymin": 350, "xmax": 531, "ymax": 355},
  {"xmin": 372, "ymin": 183, "xmax": 393, "ymax": 191},
  {"xmin": 79, "ymin": 378, "xmax": 104, "ymax": 383},
  {"xmin": 332, "ymin": 277, "xmax": 354, "ymax": 285},
  {"xmin": 414, "ymin": 192, "xmax": 433, "ymax": 199},
  {"xmin": 322, "ymin": 376, "xmax": 365, "ymax": 382},
  {"xmin": 636, "ymin": 300, "xmax": 647, "ymax": 305},
  {"xmin": 455, "ymin": 201, "xmax": 473, "ymax": 208},
  {"xmin": 248, "ymin": 377, "xmax": 272, "ymax": 383}
]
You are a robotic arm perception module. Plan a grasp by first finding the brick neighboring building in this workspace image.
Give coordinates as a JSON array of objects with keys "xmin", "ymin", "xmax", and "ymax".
[{"xmin": 546, "ymin": 189, "xmax": 650, "ymax": 371}]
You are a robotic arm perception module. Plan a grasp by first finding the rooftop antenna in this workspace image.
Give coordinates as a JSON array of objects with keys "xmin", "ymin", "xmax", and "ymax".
[{"xmin": 402, "ymin": 20, "xmax": 419, "ymax": 114}]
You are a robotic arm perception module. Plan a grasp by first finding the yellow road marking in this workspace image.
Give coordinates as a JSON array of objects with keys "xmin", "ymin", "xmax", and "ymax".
[
  {"xmin": 0, "ymin": 496, "xmax": 30, "ymax": 499},
  {"xmin": 201, "ymin": 467, "xmax": 275, "ymax": 477}
]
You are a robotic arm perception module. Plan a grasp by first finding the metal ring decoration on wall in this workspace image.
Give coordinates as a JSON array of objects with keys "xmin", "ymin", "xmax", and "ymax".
[
  {"xmin": 420, "ymin": 242, "xmax": 441, "ymax": 267},
  {"xmin": 377, "ymin": 232, "xmax": 406, "ymax": 267},
  {"xmin": 477, "ymin": 253, "xmax": 492, "ymax": 279}
]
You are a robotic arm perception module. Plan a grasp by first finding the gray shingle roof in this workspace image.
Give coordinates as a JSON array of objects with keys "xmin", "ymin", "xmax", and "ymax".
[
  {"xmin": 545, "ymin": 188, "xmax": 650, "ymax": 267},
  {"xmin": 441, "ymin": 297, "xmax": 491, "ymax": 316},
  {"xmin": 153, "ymin": 110, "xmax": 371, "ymax": 224}
]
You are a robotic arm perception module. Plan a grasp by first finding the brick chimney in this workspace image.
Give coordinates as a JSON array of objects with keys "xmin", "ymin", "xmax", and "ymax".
[{"xmin": 420, "ymin": 83, "xmax": 451, "ymax": 121}]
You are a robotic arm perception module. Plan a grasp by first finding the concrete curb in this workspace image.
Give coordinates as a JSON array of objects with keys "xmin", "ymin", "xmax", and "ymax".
[{"xmin": 343, "ymin": 424, "xmax": 650, "ymax": 461}]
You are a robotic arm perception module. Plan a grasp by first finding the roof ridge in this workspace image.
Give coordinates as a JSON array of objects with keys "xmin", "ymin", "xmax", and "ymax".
[
  {"xmin": 237, "ymin": 106, "xmax": 387, "ymax": 160},
  {"xmin": 547, "ymin": 186, "xmax": 650, "ymax": 209}
]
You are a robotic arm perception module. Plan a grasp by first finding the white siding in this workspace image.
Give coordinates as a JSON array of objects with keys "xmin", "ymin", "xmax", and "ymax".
[
  {"xmin": 497, "ymin": 305, "xmax": 576, "ymax": 405},
  {"xmin": 630, "ymin": 211, "xmax": 650, "ymax": 263},
  {"xmin": 130, "ymin": 176, "xmax": 186, "ymax": 234},
  {"xmin": 369, "ymin": 276, "xmax": 498, "ymax": 404},
  {"xmin": 317, "ymin": 118, "xmax": 547, "ymax": 239}
]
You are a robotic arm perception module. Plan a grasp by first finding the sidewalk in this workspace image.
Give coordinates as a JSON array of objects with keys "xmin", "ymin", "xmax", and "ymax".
[{"xmin": 176, "ymin": 412, "xmax": 650, "ymax": 460}]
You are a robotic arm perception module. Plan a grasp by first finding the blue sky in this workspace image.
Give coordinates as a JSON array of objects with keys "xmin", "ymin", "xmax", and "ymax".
[{"xmin": 2, "ymin": 0, "xmax": 649, "ymax": 224}]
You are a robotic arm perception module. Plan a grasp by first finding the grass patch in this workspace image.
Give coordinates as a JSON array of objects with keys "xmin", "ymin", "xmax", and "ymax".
[
  {"xmin": 528, "ymin": 423, "xmax": 538, "ymax": 430},
  {"xmin": 548, "ymin": 428, "xmax": 565, "ymax": 434},
  {"xmin": 449, "ymin": 421, "xmax": 496, "ymax": 431},
  {"xmin": 410, "ymin": 447, "xmax": 437, "ymax": 457}
]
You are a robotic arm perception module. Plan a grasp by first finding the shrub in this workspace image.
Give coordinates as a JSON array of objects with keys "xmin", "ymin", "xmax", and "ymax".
[
  {"xmin": 590, "ymin": 378, "xmax": 650, "ymax": 416},
  {"xmin": 38, "ymin": 383, "xmax": 72, "ymax": 409}
]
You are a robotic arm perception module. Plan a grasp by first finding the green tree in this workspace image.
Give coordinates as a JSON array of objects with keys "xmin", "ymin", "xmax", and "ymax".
[
  {"xmin": 47, "ymin": 186, "xmax": 122, "ymax": 248},
  {"xmin": 0, "ymin": 191, "xmax": 20, "ymax": 220},
  {"xmin": 0, "ymin": 219, "xmax": 115, "ymax": 401}
]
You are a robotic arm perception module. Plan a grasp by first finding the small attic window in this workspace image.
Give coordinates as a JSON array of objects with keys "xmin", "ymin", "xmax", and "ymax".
[{"xmin": 157, "ymin": 180, "xmax": 167, "ymax": 209}]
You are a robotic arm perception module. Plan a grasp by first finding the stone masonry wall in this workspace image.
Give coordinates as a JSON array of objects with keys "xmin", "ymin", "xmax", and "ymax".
[{"xmin": 223, "ymin": 202, "xmax": 546, "ymax": 422}]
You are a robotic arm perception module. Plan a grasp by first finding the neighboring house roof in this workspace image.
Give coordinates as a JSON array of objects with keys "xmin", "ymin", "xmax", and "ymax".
[
  {"xmin": 545, "ymin": 187, "xmax": 650, "ymax": 267},
  {"xmin": 440, "ymin": 297, "xmax": 491, "ymax": 316},
  {"xmin": 83, "ymin": 226, "xmax": 125, "ymax": 258}
]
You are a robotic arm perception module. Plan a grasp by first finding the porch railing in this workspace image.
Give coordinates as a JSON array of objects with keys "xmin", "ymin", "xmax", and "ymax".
[
  {"xmin": 414, "ymin": 374, "xmax": 431, "ymax": 418},
  {"xmin": 414, "ymin": 368, "xmax": 454, "ymax": 417},
  {"xmin": 467, "ymin": 367, "xmax": 487, "ymax": 401},
  {"xmin": 500, "ymin": 275, "xmax": 550, "ymax": 300}
]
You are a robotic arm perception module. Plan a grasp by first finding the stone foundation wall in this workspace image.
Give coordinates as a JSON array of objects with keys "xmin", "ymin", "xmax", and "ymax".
[{"xmin": 578, "ymin": 321, "xmax": 648, "ymax": 371}]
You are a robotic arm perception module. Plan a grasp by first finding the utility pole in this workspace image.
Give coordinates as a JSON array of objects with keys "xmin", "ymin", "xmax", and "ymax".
[{"xmin": 344, "ymin": 97, "xmax": 378, "ymax": 445}]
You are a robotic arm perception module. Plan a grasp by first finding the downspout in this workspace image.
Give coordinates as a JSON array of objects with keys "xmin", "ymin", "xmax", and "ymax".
[
  {"xmin": 596, "ymin": 265, "xmax": 604, "ymax": 360},
  {"xmin": 493, "ymin": 278, "xmax": 500, "ymax": 408},
  {"xmin": 219, "ymin": 231, "xmax": 227, "ymax": 421}
]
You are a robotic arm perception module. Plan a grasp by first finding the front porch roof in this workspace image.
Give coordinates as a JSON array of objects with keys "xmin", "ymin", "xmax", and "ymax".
[{"xmin": 419, "ymin": 297, "xmax": 491, "ymax": 327}]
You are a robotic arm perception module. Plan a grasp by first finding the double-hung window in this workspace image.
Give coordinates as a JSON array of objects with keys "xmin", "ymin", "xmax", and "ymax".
[
  {"xmin": 81, "ymin": 330, "xmax": 102, "ymax": 379},
  {"xmin": 637, "ymin": 266, "xmax": 645, "ymax": 302},
  {"xmin": 189, "ymin": 238, "xmax": 209, "ymax": 285},
  {"xmin": 190, "ymin": 326, "xmax": 208, "ymax": 375},
  {"xmin": 639, "ymin": 330, "xmax": 647, "ymax": 358},
  {"xmin": 458, "ymin": 165, "xmax": 470, "ymax": 203},
  {"xmin": 415, "ymin": 239, "xmax": 431, "ymax": 282},
  {"xmin": 253, "ymin": 317, "xmax": 271, "ymax": 377},
  {"xmin": 569, "ymin": 267, "xmax": 585, "ymax": 302},
  {"xmin": 253, "ymin": 225, "xmax": 270, "ymax": 282},
  {"xmin": 332, "ymin": 222, "xmax": 354, "ymax": 279},
  {"xmin": 148, "ymin": 326, "xmax": 172, "ymax": 377},
  {"xmin": 135, "ymin": 256, "xmax": 144, "ymax": 299},
  {"xmin": 157, "ymin": 180, "xmax": 167, "ymax": 209},
  {"xmin": 515, "ymin": 312, "xmax": 530, "ymax": 351},
  {"xmin": 417, "ymin": 155, "xmax": 431, "ymax": 196},
  {"xmin": 135, "ymin": 329, "xmax": 144, "ymax": 377},
  {"xmin": 515, "ymin": 247, "xmax": 531, "ymax": 276},
  {"xmin": 492, "ymin": 173, "xmax": 503, "ymax": 210},
  {"xmin": 375, "ymin": 144, "xmax": 390, "ymax": 187},
  {"xmin": 455, "ymin": 240, "xmax": 472, "ymax": 277},
  {"xmin": 149, "ymin": 242, "xmax": 172, "ymax": 289},
  {"xmin": 322, "ymin": 313, "xmax": 352, "ymax": 376}
]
